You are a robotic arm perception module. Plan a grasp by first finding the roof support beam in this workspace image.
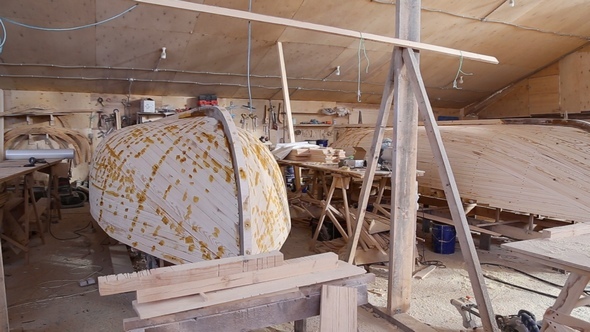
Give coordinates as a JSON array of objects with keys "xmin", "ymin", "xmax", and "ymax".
[{"xmin": 135, "ymin": 0, "xmax": 499, "ymax": 64}]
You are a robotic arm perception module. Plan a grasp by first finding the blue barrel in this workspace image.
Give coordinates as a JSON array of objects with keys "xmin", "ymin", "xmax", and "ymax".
[{"xmin": 431, "ymin": 223, "xmax": 456, "ymax": 254}]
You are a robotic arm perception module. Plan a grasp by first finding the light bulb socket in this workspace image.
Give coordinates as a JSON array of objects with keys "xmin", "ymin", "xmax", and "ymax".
[
  {"xmin": 160, "ymin": 47, "xmax": 167, "ymax": 59},
  {"xmin": 335, "ymin": 66, "xmax": 341, "ymax": 76}
]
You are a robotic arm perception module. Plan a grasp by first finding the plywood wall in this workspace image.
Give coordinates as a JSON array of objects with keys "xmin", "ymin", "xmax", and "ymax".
[
  {"xmin": 2, "ymin": 90, "xmax": 387, "ymax": 180},
  {"xmin": 477, "ymin": 46, "xmax": 590, "ymax": 119}
]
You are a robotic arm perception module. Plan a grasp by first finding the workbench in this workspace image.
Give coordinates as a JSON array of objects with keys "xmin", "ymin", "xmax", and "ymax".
[
  {"xmin": 278, "ymin": 160, "xmax": 392, "ymax": 240},
  {"xmin": 502, "ymin": 225, "xmax": 590, "ymax": 332},
  {"xmin": 0, "ymin": 158, "xmax": 64, "ymax": 332}
]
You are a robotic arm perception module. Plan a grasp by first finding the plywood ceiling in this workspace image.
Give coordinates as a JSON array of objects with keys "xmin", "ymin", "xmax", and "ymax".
[{"xmin": 0, "ymin": 0, "xmax": 589, "ymax": 109}]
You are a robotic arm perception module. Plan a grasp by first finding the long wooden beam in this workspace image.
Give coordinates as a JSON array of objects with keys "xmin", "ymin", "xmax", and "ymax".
[
  {"xmin": 402, "ymin": 48, "xmax": 499, "ymax": 332},
  {"xmin": 276, "ymin": 42, "xmax": 295, "ymax": 143},
  {"xmin": 0, "ymin": 89, "xmax": 7, "ymax": 332},
  {"xmin": 388, "ymin": 0, "xmax": 420, "ymax": 315},
  {"xmin": 135, "ymin": 0, "xmax": 499, "ymax": 64}
]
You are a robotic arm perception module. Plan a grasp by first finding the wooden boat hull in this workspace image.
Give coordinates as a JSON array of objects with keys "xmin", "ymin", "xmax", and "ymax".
[
  {"xmin": 333, "ymin": 119, "xmax": 590, "ymax": 223},
  {"xmin": 89, "ymin": 107, "xmax": 290, "ymax": 264}
]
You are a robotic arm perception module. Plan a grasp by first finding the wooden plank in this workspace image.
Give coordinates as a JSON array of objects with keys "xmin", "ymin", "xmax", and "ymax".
[
  {"xmin": 0, "ymin": 103, "xmax": 19, "ymax": 332},
  {"xmin": 354, "ymin": 248, "xmax": 389, "ymax": 265},
  {"xmin": 402, "ymin": 49, "xmax": 499, "ymax": 331},
  {"xmin": 319, "ymin": 285, "xmax": 357, "ymax": 332},
  {"xmin": 135, "ymin": 0, "xmax": 498, "ymax": 64},
  {"xmin": 98, "ymin": 251, "xmax": 283, "ymax": 296},
  {"xmin": 0, "ymin": 89, "xmax": 4, "ymax": 162},
  {"xmin": 277, "ymin": 42, "xmax": 296, "ymax": 143},
  {"xmin": 541, "ymin": 223, "xmax": 590, "ymax": 239},
  {"xmin": 366, "ymin": 304, "xmax": 438, "ymax": 332},
  {"xmin": 124, "ymin": 274, "xmax": 373, "ymax": 332},
  {"xmin": 502, "ymin": 234, "xmax": 590, "ymax": 275},
  {"xmin": 542, "ymin": 273, "xmax": 590, "ymax": 331},
  {"xmin": 342, "ymin": 11, "xmax": 398, "ymax": 265},
  {"xmin": 413, "ymin": 265, "xmax": 436, "ymax": 280},
  {"xmin": 0, "ymin": 231, "xmax": 8, "ymax": 332},
  {"xmin": 109, "ymin": 244, "xmax": 135, "ymax": 275},
  {"xmin": 544, "ymin": 308, "xmax": 590, "ymax": 331},
  {"xmin": 388, "ymin": 0, "xmax": 420, "ymax": 314},
  {"xmin": 135, "ymin": 252, "xmax": 338, "ymax": 303},
  {"xmin": 417, "ymin": 213, "xmax": 501, "ymax": 236},
  {"xmin": 132, "ymin": 261, "xmax": 367, "ymax": 319}
]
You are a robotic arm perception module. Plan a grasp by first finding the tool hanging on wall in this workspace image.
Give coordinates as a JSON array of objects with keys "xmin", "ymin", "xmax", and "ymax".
[
  {"xmin": 240, "ymin": 113, "xmax": 249, "ymax": 130},
  {"xmin": 262, "ymin": 105, "xmax": 270, "ymax": 142},
  {"xmin": 250, "ymin": 113, "xmax": 258, "ymax": 130}
]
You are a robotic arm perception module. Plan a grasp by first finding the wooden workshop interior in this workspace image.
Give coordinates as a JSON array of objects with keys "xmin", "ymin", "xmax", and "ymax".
[{"xmin": 0, "ymin": 0, "xmax": 589, "ymax": 331}]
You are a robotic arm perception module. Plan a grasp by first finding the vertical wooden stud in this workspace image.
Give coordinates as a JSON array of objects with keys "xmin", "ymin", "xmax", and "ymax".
[
  {"xmin": 387, "ymin": 0, "xmax": 420, "ymax": 315},
  {"xmin": 319, "ymin": 285, "xmax": 357, "ymax": 332},
  {"xmin": 277, "ymin": 42, "xmax": 295, "ymax": 143}
]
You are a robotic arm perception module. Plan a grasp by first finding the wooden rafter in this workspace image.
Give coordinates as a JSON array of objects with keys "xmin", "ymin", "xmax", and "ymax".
[{"xmin": 135, "ymin": 0, "xmax": 498, "ymax": 64}]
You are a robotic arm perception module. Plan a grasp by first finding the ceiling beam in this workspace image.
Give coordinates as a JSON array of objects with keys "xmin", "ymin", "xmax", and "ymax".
[{"xmin": 135, "ymin": 0, "xmax": 499, "ymax": 65}]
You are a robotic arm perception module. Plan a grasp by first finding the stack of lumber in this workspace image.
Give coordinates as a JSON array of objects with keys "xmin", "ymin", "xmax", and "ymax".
[
  {"xmin": 286, "ymin": 147, "xmax": 346, "ymax": 163},
  {"xmin": 98, "ymin": 251, "xmax": 368, "ymax": 321},
  {"xmin": 348, "ymin": 208, "xmax": 391, "ymax": 265}
]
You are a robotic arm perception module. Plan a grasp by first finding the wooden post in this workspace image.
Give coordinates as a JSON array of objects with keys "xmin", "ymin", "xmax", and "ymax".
[
  {"xmin": 402, "ymin": 49, "xmax": 500, "ymax": 332},
  {"xmin": 319, "ymin": 285, "xmax": 357, "ymax": 332},
  {"xmin": 387, "ymin": 0, "xmax": 420, "ymax": 315},
  {"xmin": 343, "ymin": 46, "xmax": 397, "ymax": 264},
  {"xmin": 277, "ymin": 42, "xmax": 295, "ymax": 143},
  {"xmin": 0, "ymin": 89, "xmax": 9, "ymax": 332}
]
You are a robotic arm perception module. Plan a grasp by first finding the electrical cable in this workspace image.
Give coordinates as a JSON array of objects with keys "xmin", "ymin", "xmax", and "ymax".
[
  {"xmin": 48, "ymin": 219, "xmax": 92, "ymax": 241},
  {"xmin": 357, "ymin": 34, "xmax": 370, "ymax": 102},
  {"xmin": 246, "ymin": 0, "xmax": 254, "ymax": 113},
  {"xmin": 1, "ymin": 5, "xmax": 138, "ymax": 32},
  {"xmin": 0, "ymin": 18, "xmax": 6, "ymax": 54}
]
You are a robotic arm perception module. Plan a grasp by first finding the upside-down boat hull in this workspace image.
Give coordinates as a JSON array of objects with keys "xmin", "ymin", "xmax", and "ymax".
[{"xmin": 89, "ymin": 107, "xmax": 291, "ymax": 264}]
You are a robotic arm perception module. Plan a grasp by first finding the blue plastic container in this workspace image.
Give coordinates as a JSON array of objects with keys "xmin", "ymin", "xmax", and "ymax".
[{"xmin": 431, "ymin": 223, "xmax": 456, "ymax": 254}]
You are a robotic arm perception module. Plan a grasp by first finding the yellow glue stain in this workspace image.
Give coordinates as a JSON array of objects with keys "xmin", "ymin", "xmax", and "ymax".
[
  {"xmin": 193, "ymin": 196, "xmax": 199, "ymax": 203},
  {"xmin": 213, "ymin": 227, "xmax": 220, "ymax": 238},
  {"xmin": 159, "ymin": 240, "xmax": 165, "ymax": 246},
  {"xmin": 153, "ymin": 225, "xmax": 161, "ymax": 236},
  {"xmin": 182, "ymin": 191, "xmax": 188, "ymax": 202},
  {"xmin": 132, "ymin": 241, "xmax": 138, "ymax": 247},
  {"xmin": 209, "ymin": 175, "xmax": 214, "ymax": 182},
  {"xmin": 162, "ymin": 216, "xmax": 169, "ymax": 225},
  {"xmin": 151, "ymin": 245, "xmax": 156, "ymax": 252}
]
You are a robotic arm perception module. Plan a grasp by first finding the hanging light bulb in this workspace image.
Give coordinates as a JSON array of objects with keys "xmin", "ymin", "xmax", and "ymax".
[
  {"xmin": 160, "ymin": 47, "xmax": 167, "ymax": 59},
  {"xmin": 509, "ymin": 0, "xmax": 515, "ymax": 7},
  {"xmin": 459, "ymin": 76, "xmax": 464, "ymax": 84}
]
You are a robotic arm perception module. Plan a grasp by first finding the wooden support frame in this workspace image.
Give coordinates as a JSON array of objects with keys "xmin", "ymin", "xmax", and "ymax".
[
  {"xmin": 135, "ymin": 0, "xmax": 498, "ymax": 64},
  {"xmin": 122, "ymin": 273, "xmax": 373, "ymax": 332},
  {"xmin": 402, "ymin": 48, "xmax": 499, "ymax": 331},
  {"xmin": 0, "ymin": 89, "xmax": 7, "ymax": 332},
  {"xmin": 387, "ymin": 0, "xmax": 420, "ymax": 315}
]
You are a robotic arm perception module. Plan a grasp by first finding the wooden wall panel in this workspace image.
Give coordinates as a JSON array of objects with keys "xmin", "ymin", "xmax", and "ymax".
[{"xmin": 528, "ymin": 75, "xmax": 559, "ymax": 114}]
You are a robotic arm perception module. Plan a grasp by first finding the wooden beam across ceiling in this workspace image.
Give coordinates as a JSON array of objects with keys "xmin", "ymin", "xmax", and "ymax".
[{"xmin": 135, "ymin": 0, "xmax": 499, "ymax": 65}]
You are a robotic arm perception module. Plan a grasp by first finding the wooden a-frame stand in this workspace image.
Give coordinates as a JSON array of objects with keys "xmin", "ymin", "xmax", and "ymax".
[{"xmin": 343, "ymin": 2, "xmax": 500, "ymax": 331}]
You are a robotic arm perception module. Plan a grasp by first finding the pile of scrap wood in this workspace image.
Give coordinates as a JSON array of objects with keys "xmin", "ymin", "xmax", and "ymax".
[
  {"xmin": 98, "ymin": 251, "xmax": 370, "ymax": 326},
  {"xmin": 286, "ymin": 147, "xmax": 346, "ymax": 163},
  {"xmin": 349, "ymin": 208, "xmax": 391, "ymax": 265}
]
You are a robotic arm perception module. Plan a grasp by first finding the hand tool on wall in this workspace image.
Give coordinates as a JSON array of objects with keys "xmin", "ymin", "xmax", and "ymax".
[
  {"xmin": 241, "ymin": 113, "xmax": 248, "ymax": 129},
  {"xmin": 250, "ymin": 114, "xmax": 258, "ymax": 130}
]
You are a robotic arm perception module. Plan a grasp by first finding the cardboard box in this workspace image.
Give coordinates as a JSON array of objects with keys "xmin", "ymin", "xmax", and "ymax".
[{"xmin": 141, "ymin": 99, "xmax": 156, "ymax": 113}]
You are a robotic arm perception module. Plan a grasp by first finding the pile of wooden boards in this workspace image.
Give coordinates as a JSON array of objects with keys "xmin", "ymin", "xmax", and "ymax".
[
  {"xmin": 349, "ymin": 207, "xmax": 392, "ymax": 265},
  {"xmin": 98, "ymin": 251, "xmax": 372, "ymax": 331},
  {"xmin": 286, "ymin": 147, "xmax": 346, "ymax": 163}
]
